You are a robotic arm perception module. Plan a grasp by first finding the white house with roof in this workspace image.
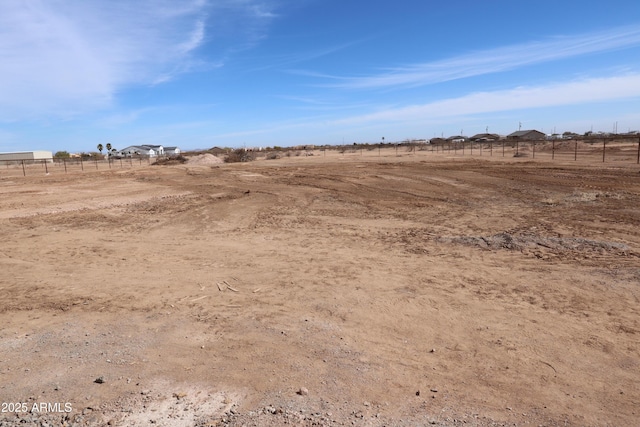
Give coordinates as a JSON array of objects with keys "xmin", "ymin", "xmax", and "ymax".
[
  {"xmin": 164, "ymin": 146, "xmax": 181, "ymax": 157},
  {"xmin": 116, "ymin": 145, "xmax": 170, "ymax": 158}
]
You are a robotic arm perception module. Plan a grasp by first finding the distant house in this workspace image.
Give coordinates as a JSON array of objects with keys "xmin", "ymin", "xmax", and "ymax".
[
  {"xmin": 507, "ymin": 130, "xmax": 546, "ymax": 140},
  {"xmin": 562, "ymin": 132, "xmax": 579, "ymax": 140},
  {"xmin": 165, "ymin": 147, "xmax": 181, "ymax": 157},
  {"xmin": 447, "ymin": 135, "xmax": 468, "ymax": 143},
  {"xmin": 143, "ymin": 145, "xmax": 165, "ymax": 156},
  {"xmin": 116, "ymin": 145, "xmax": 167, "ymax": 158},
  {"xmin": 469, "ymin": 133, "xmax": 500, "ymax": 142}
]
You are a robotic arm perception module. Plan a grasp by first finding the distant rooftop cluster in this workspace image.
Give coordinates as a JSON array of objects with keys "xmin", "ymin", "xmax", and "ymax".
[{"xmin": 112, "ymin": 144, "xmax": 181, "ymax": 158}]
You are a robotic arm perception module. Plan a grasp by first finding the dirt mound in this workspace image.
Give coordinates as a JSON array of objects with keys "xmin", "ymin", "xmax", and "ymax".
[{"xmin": 186, "ymin": 153, "xmax": 223, "ymax": 166}]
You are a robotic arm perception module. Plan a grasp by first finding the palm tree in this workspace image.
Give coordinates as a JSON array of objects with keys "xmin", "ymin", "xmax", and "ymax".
[
  {"xmin": 106, "ymin": 143, "xmax": 112, "ymax": 152},
  {"xmin": 97, "ymin": 144, "xmax": 103, "ymax": 154}
]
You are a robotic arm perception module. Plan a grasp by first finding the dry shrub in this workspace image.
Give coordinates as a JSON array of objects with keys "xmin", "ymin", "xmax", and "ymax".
[
  {"xmin": 225, "ymin": 149, "xmax": 255, "ymax": 163},
  {"xmin": 153, "ymin": 155, "xmax": 188, "ymax": 165}
]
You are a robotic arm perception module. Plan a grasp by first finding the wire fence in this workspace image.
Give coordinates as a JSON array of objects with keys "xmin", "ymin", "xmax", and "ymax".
[
  {"xmin": 0, "ymin": 156, "xmax": 157, "ymax": 177},
  {"xmin": 3, "ymin": 136, "xmax": 640, "ymax": 177},
  {"xmin": 424, "ymin": 136, "xmax": 640, "ymax": 164},
  {"xmin": 323, "ymin": 135, "xmax": 640, "ymax": 165}
]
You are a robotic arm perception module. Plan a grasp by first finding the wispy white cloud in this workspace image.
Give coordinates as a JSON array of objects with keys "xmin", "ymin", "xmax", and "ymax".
[
  {"xmin": 179, "ymin": 19, "xmax": 207, "ymax": 54},
  {"xmin": 242, "ymin": 39, "xmax": 367, "ymax": 73},
  {"xmin": 310, "ymin": 25, "xmax": 640, "ymax": 89},
  {"xmin": 331, "ymin": 73, "xmax": 640, "ymax": 125},
  {"xmin": 0, "ymin": 0, "xmax": 275, "ymax": 121}
]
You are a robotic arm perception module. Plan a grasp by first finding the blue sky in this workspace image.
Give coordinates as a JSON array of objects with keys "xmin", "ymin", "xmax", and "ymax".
[{"xmin": 2, "ymin": 0, "xmax": 640, "ymax": 153}]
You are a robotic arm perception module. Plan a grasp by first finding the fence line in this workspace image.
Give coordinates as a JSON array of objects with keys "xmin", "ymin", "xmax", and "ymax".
[
  {"xmin": 312, "ymin": 135, "xmax": 640, "ymax": 165},
  {"xmin": 405, "ymin": 136, "xmax": 640, "ymax": 165},
  {"xmin": 4, "ymin": 137, "xmax": 640, "ymax": 177},
  {"xmin": 0, "ymin": 156, "xmax": 155, "ymax": 177}
]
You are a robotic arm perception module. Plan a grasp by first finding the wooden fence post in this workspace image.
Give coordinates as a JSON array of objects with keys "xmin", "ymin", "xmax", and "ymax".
[
  {"xmin": 602, "ymin": 138, "xmax": 606, "ymax": 163},
  {"xmin": 22, "ymin": 160, "xmax": 26, "ymax": 176}
]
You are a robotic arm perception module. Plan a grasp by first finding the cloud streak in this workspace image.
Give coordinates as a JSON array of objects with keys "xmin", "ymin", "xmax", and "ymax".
[
  {"xmin": 314, "ymin": 25, "xmax": 640, "ymax": 89},
  {"xmin": 331, "ymin": 73, "xmax": 640, "ymax": 125}
]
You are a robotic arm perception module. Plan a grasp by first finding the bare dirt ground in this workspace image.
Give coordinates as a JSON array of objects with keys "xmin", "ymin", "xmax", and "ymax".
[{"xmin": 1, "ymin": 149, "xmax": 639, "ymax": 426}]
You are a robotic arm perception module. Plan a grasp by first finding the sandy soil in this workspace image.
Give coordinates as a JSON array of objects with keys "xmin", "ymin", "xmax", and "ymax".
[{"xmin": 1, "ymin": 149, "xmax": 639, "ymax": 426}]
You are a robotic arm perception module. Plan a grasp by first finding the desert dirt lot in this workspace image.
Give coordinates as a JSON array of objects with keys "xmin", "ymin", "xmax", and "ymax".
[{"xmin": 1, "ymin": 149, "xmax": 639, "ymax": 426}]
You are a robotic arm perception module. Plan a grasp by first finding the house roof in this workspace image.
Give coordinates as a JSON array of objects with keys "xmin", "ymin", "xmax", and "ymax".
[
  {"xmin": 508, "ymin": 130, "xmax": 544, "ymax": 137},
  {"xmin": 121, "ymin": 145, "xmax": 153, "ymax": 152},
  {"xmin": 470, "ymin": 133, "xmax": 500, "ymax": 140}
]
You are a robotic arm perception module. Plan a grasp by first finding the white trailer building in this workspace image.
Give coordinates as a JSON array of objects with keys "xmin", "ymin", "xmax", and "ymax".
[{"xmin": 0, "ymin": 151, "xmax": 53, "ymax": 163}]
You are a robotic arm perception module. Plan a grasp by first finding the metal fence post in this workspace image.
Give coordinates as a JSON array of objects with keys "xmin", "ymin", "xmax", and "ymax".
[{"xmin": 532, "ymin": 141, "xmax": 535, "ymax": 159}]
